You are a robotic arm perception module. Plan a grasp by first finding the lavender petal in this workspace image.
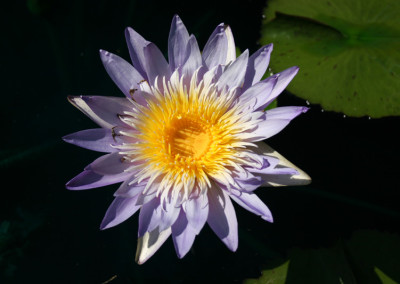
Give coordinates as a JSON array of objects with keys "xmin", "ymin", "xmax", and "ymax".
[
  {"xmin": 266, "ymin": 106, "xmax": 309, "ymax": 120},
  {"xmin": 138, "ymin": 197, "xmax": 160, "ymax": 237},
  {"xmin": 67, "ymin": 96, "xmax": 132, "ymax": 129},
  {"xmin": 243, "ymin": 44, "xmax": 273, "ymax": 90},
  {"xmin": 100, "ymin": 196, "xmax": 141, "ymax": 230},
  {"xmin": 168, "ymin": 15, "xmax": 190, "ymax": 71},
  {"xmin": 63, "ymin": 128, "xmax": 118, "ymax": 153},
  {"xmin": 235, "ymin": 174, "xmax": 263, "ymax": 192},
  {"xmin": 99, "ymin": 50, "xmax": 144, "ymax": 98},
  {"xmin": 85, "ymin": 152, "xmax": 130, "ymax": 175},
  {"xmin": 184, "ymin": 195, "xmax": 209, "ymax": 235},
  {"xmin": 158, "ymin": 200, "xmax": 181, "ymax": 232},
  {"xmin": 125, "ymin": 27, "xmax": 150, "ymax": 80},
  {"xmin": 217, "ymin": 49, "xmax": 249, "ymax": 90},
  {"xmin": 269, "ymin": 66, "xmax": 299, "ymax": 99},
  {"xmin": 237, "ymin": 75, "xmax": 277, "ymax": 111},
  {"xmin": 230, "ymin": 192, "xmax": 273, "ymax": 222},
  {"xmin": 202, "ymin": 64, "xmax": 223, "ymax": 87},
  {"xmin": 172, "ymin": 209, "xmax": 197, "ymax": 258},
  {"xmin": 66, "ymin": 169, "xmax": 131, "ymax": 190},
  {"xmin": 181, "ymin": 35, "xmax": 203, "ymax": 80},
  {"xmin": 143, "ymin": 43, "xmax": 171, "ymax": 86},
  {"xmin": 207, "ymin": 186, "xmax": 238, "ymax": 251},
  {"xmin": 202, "ymin": 24, "xmax": 228, "ymax": 68},
  {"xmin": 251, "ymin": 106, "xmax": 308, "ymax": 141},
  {"xmin": 113, "ymin": 178, "xmax": 146, "ymax": 198}
]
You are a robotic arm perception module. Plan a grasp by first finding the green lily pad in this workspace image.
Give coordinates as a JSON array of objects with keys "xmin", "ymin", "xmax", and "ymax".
[
  {"xmin": 260, "ymin": 0, "xmax": 400, "ymax": 117},
  {"xmin": 244, "ymin": 260, "xmax": 289, "ymax": 284},
  {"xmin": 345, "ymin": 230, "xmax": 400, "ymax": 284},
  {"xmin": 244, "ymin": 230, "xmax": 400, "ymax": 283}
]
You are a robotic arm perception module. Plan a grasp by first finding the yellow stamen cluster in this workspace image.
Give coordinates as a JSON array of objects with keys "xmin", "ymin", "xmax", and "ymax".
[{"xmin": 119, "ymin": 70, "xmax": 259, "ymax": 204}]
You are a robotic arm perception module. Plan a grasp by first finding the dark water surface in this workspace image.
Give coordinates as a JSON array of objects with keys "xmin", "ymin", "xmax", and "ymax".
[{"xmin": 1, "ymin": 0, "xmax": 399, "ymax": 283}]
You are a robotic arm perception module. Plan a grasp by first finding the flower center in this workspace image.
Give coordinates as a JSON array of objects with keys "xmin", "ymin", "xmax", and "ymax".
[
  {"xmin": 167, "ymin": 116, "xmax": 211, "ymax": 159},
  {"xmin": 120, "ymin": 72, "xmax": 256, "ymax": 202}
]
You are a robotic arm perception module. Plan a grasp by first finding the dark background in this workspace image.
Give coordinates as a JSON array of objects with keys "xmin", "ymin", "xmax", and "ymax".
[{"xmin": 1, "ymin": 0, "xmax": 399, "ymax": 283}]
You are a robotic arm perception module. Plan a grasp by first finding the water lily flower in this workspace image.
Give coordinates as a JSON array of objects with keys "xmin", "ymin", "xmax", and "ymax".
[{"xmin": 64, "ymin": 15, "xmax": 311, "ymax": 264}]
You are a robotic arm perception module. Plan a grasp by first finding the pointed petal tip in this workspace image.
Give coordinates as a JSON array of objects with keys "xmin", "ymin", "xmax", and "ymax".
[
  {"xmin": 172, "ymin": 14, "xmax": 181, "ymax": 21},
  {"xmin": 125, "ymin": 26, "xmax": 133, "ymax": 33},
  {"xmin": 175, "ymin": 248, "xmax": 187, "ymax": 259},
  {"xmin": 65, "ymin": 180, "xmax": 77, "ymax": 190},
  {"xmin": 136, "ymin": 258, "xmax": 145, "ymax": 265},
  {"xmin": 287, "ymin": 167, "xmax": 312, "ymax": 186},
  {"xmin": 124, "ymin": 27, "xmax": 137, "ymax": 41},
  {"xmin": 225, "ymin": 239, "xmax": 238, "ymax": 252},
  {"xmin": 67, "ymin": 95, "xmax": 86, "ymax": 109},
  {"xmin": 67, "ymin": 95, "xmax": 78, "ymax": 104},
  {"xmin": 65, "ymin": 180, "xmax": 83, "ymax": 190},
  {"xmin": 261, "ymin": 214, "xmax": 274, "ymax": 223},
  {"xmin": 298, "ymin": 172, "xmax": 312, "ymax": 184},
  {"xmin": 296, "ymin": 106, "xmax": 310, "ymax": 114},
  {"xmin": 99, "ymin": 49, "xmax": 110, "ymax": 58},
  {"xmin": 99, "ymin": 223, "xmax": 108, "ymax": 230},
  {"xmin": 259, "ymin": 43, "xmax": 273, "ymax": 55},
  {"xmin": 223, "ymin": 24, "xmax": 233, "ymax": 39},
  {"xmin": 135, "ymin": 227, "xmax": 172, "ymax": 264}
]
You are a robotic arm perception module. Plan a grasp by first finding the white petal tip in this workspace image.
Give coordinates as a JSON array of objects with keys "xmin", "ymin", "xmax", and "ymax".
[
  {"xmin": 135, "ymin": 227, "xmax": 172, "ymax": 264},
  {"xmin": 67, "ymin": 95, "xmax": 79, "ymax": 104},
  {"xmin": 255, "ymin": 142, "xmax": 312, "ymax": 187}
]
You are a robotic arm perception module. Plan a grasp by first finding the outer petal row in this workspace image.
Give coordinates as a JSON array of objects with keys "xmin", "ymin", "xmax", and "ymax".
[
  {"xmin": 253, "ymin": 142, "xmax": 312, "ymax": 186},
  {"xmin": 99, "ymin": 50, "xmax": 144, "ymax": 99},
  {"xmin": 217, "ymin": 49, "xmax": 249, "ymax": 90},
  {"xmin": 238, "ymin": 66, "xmax": 300, "ymax": 111},
  {"xmin": 168, "ymin": 15, "xmax": 190, "ymax": 71},
  {"xmin": 202, "ymin": 24, "xmax": 228, "ymax": 69},
  {"xmin": 66, "ymin": 169, "xmax": 131, "ymax": 190},
  {"xmin": 207, "ymin": 185, "xmax": 238, "ymax": 252},
  {"xmin": 251, "ymin": 106, "xmax": 309, "ymax": 141},
  {"xmin": 243, "ymin": 44, "xmax": 273, "ymax": 90},
  {"xmin": 184, "ymin": 195, "xmax": 209, "ymax": 235},
  {"xmin": 63, "ymin": 128, "xmax": 118, "ymax": 153},
  {"xmin": 100, "ymin": 196, "xmax": 141, "ymax": 230},
  {"xmin": 172, "ymin": 209, "xmax": 197, "ymax": 258},
  {"xmin": 63, "ymin": 127, "xmax": 137, "ymax": 153},
  {"xmin": 230, "ymin": 192, "xmax": 273, "ymax": 222},
  {"xmin": 125, "ymin": 27, "xmax": 150, "ymax": 80},
  {"xmin": 66, "ymin": 152, "xmax": 132, "ymax": 190},
  {"xmin": 67, "ymin": 96, "xmax": 132, "ymax": 129}
]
